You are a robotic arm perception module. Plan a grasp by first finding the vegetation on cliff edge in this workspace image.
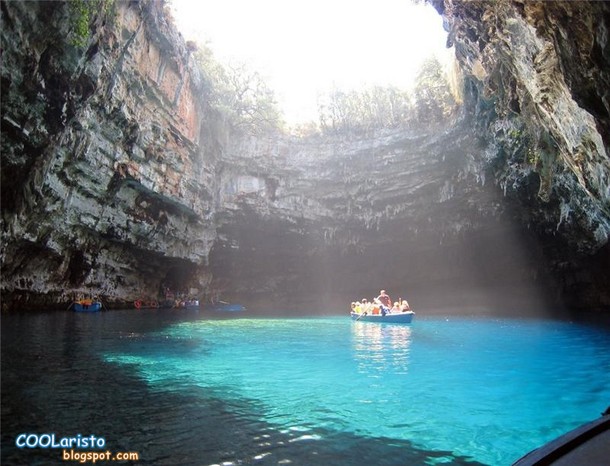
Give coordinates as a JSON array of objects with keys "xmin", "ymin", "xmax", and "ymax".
[
  {"xmin": 192, "ymin": 38, "xmax": 458, "ymax": 137},
  {"xmin": 316, "ymin": 57, "xmax": 459, "ymax": 136},
  {"xmin": 194, "ymin": 43, "xmax": 283, "ymax": 135}
]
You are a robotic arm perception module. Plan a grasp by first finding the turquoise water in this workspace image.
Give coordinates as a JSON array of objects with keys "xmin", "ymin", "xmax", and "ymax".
[{"xmin": 102, "ymin": 316, "xmax": 610, "ymax": 465}]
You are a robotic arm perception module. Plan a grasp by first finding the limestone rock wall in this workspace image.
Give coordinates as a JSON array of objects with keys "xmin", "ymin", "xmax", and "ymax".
[
  {"xmin": 430, "ymin": 0, "xmax": 610, "ymax": 311},
  {"xmin": 1, "ymin": 0, "xmax": 219, "ymax": 309}
]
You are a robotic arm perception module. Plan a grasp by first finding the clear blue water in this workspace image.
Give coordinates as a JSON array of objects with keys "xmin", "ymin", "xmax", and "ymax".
[
  {"xmin": 2, "ymin": 311, "xmax": 609, "ymax": 465},
  {"xmin": 101, "ymin": 315, "xmax": 610, "ymax": 465}
]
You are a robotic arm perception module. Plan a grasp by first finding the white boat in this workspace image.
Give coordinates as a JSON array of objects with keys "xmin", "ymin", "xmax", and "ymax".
[{"xmin": 350, "ymin": 311, "xmax": 414, "ymax": 323}]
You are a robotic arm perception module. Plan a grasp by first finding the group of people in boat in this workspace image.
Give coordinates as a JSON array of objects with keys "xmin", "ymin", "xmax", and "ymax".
[{"xmin": 351, "ymin": 289, "xmax": 411, "ymax": 316}]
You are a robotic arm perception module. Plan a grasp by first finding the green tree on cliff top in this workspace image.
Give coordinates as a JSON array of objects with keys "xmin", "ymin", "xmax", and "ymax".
[
  {"xmin": 413, "ymin": 57, "xmax": 457, "ymax": 123},
  {"xmin": 316, "ymin": 56, "xmax": 458, "ymax": 135},
  {"xmin": 194, "ymin": 43, "xmax": 283, "ymax": 135}
]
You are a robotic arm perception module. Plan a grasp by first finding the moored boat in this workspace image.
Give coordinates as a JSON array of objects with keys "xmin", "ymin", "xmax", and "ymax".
[
  {"xmin": 73, "ymin": 299, "xmax": 102, "ymax": 312},
  {"xmin": 350, "ymin": 311, "xmax": 414, "ymax": 323}
]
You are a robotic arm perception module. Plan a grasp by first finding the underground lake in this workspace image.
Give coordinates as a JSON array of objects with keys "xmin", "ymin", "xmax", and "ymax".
[{"xmin": 2, "ymin": 309, "xmax": 609, "ymax": 465}]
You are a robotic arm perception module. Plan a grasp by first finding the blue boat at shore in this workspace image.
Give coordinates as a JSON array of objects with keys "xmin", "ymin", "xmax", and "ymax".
[
  {"xmin": 73, "ymin": 300, "xmax": 102, "ymax": 312},
  {"xmin": 350, "ymin": 311, "xmax": 414, "ymax": 323}
]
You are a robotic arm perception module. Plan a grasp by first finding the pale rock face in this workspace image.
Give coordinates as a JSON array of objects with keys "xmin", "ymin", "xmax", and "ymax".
[{"xmin": 1, "ymin": 0, "xmax": 608, "ymax": 312}]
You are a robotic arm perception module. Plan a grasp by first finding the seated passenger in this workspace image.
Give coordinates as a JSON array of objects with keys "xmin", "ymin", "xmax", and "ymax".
[
  {"xmin": 361, "ymin": 298, "xmax": 371, "ymax": 313},
  {"xmin": 374, "ymin": 297, "xmax": 390, "ymax": 316},
  {"xmin": 391, "ymin": 302, "xmax": 401, "ymax": 313},
  {"xmin": 400, "ymin": 299, "xmax": 411, "ymax": 312}
]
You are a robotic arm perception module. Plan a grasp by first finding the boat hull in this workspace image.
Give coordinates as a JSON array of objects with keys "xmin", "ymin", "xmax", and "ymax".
[
  {"xmin": 73, "ymin": 302, "xmax": 102, "ymax": 312},
  {"xmin": 351, "ymin": 311, "xmax": 414, "ymax": 323}
]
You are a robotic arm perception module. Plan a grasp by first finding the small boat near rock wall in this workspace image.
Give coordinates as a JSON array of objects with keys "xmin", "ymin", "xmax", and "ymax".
[{"xmin": 72, "ymin": 299, "xmax": 102, "ymax": 312}]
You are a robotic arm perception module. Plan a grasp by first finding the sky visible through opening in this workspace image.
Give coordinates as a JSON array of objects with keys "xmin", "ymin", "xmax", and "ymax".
[{"xmin": 170, "ymin": 0, "xmax": 453, "ymax": 124}]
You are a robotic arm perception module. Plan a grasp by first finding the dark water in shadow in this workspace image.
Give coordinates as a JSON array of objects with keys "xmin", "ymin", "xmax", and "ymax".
[{"xmin": 2, "ymin": 309, "xmax": 485, "ymax": 465}]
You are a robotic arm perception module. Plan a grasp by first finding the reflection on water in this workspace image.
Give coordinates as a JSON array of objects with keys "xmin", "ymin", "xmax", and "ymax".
[{"xmin": 352, "ymin": 322, "xmax": 412, "ymax": 375}]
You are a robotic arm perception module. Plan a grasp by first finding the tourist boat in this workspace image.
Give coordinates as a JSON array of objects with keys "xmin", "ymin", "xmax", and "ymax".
[
  {"xmin": 350, "ymin": 311, "xmax": 415, "ymax": 323},
  {"xmin": 72, "ymin": 299, "xmax": 102, "ymax": 312}
]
